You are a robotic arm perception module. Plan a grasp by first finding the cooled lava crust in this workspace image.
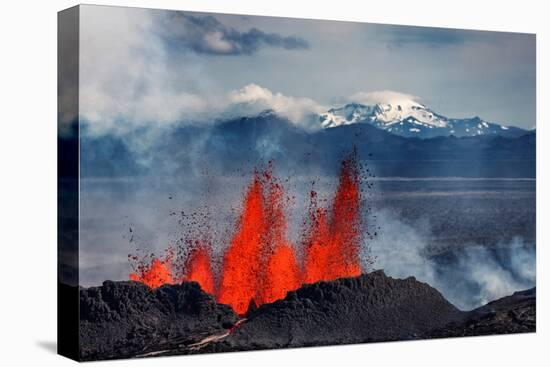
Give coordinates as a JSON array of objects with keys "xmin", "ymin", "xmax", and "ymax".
[{"xmin": 78, "ymin": 271, "xmax": 535, "ymax": 361}]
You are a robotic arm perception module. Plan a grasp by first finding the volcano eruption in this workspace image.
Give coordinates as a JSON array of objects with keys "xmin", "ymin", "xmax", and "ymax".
[
  {"xmin": 128, "ymin": 152, "xmax": 365, "ymax": 315},
  {"xmin": 129, "ymin": 251, "xmax": 174, "ymax": 289},
  {"xmin": 183, "ymin": 243, "xmax": 216, "ymax": 296}
]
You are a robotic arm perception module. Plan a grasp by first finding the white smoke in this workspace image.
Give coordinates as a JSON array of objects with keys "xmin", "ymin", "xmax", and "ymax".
[
  {"xmin": 365, "ymin": 209, "xmax": 536, "ymax": 310},
  {"xmin": 78, "ymin": 6, "xmax": 323, "ymax": 136}
]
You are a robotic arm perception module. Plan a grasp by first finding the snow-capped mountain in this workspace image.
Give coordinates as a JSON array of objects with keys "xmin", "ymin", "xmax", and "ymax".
[{"xmin": 319, "ymin": 100, "xmax": 527, "ymax": 138}]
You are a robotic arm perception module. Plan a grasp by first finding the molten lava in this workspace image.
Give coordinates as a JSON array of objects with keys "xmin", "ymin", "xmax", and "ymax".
[
  {"xmin": 256, "ymin": 173, "xmax": 301, "ymax": 306},
  {"xmin": 184, "ymin": 243, "xmax": 215, "ymax": 295},
  {"xmin": 219, "ymin": 166, "xmax": 301, "ymax": 314},
  {"xmin": 302, "ymin": 192, "xmax": 332, "ymax": 283},
  {"xmin": 129, "ymin": 257, "xmax": 174, "ymax": 289},
  {"xmin": 129, "ymin": 153, "xmax": 365, "ymax": 314},
  {"xmin": 218, "ymin": 173, "xmax": 266, "ymax": 314},
  {"xmin": 303, "ymin": 155, "xmax": 362, "ymax": 283},
  {"xmin": 326, "ymin": 155, "xmax": 362, "ymax": 279}
]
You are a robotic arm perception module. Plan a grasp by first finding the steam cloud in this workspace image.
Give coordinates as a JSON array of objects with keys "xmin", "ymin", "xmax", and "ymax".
[
  {"xmin": 366, "ymin": 209, "xmax": 536, "ymax": 310},
  {"xmin": 78, "ymin": 6, "xmax": 317, "ymax": 136}
]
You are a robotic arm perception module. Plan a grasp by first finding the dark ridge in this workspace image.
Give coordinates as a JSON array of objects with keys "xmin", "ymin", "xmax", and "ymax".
[
  {"xmin": 426, "ymin": 287, "xmax": 536, "ymax": 337},
  {"xmin": 78, "ymin": 272, "xmax": 536, "ymax": 360},
  {"xmin": 199, "ymin": 270, "xmax": 464, "ymax": 353},
  {"xmin": 79, "ymin": 281, "xmax": 238, "ymax": 361}
]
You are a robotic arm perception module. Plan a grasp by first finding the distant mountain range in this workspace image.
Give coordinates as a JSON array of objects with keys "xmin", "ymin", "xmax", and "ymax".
[
  {"xmin": 77, "ymin": 110, "xmax": 536, "ymax": 179},
  {"xmin": 319, "ymin": 100, "xmax": 528, "ymax": 139}
]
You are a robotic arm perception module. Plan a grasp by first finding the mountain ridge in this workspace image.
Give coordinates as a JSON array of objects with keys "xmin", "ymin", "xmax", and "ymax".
[
  {"xmin": 319, "ymin": 101, "xmax": 528, "ymax": 139},
  {"xmin": 78, "ymin": 111, "xmax": 535, "ymax": 179}
]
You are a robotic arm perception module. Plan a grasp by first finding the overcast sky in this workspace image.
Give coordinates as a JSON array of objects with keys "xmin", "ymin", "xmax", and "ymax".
[{"xmin": 79, "ymin": 5, "xmax": 536, "ymax": 132}]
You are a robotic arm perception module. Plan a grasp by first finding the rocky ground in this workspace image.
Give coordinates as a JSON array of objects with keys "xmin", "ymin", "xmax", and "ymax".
[
  {"xmin": 78, "ymin": 271, "xmax": 535, "ymax": 361},
  {"xmin": 196, "ymin": 271, "xmax": 464, "ymax": 353},
  {"xmin": 426, "ymin": 288, "xmax": 535, "ymax": 338},
  {"xmin": 79, "ymin": 281, "xmax": 238, "ymax": 360}
]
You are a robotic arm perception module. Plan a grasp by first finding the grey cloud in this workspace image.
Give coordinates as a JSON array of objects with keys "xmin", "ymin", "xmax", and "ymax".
[
  {"xmin": 377, "ymin": 24, "xmax": 535, "ymax": 50},
  {"xmin": 375, "ymin": 25, "xmax": 473, "ymax": 48},
  {"xmin": 160, "ymin": 13, "xmax": 309, "ymax": 55}
]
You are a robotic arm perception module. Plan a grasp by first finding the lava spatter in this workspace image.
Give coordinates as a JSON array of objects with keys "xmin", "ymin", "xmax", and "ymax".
[{"xmin": 130, "ymin": 152, "xmax": 366, "ymax": 314}]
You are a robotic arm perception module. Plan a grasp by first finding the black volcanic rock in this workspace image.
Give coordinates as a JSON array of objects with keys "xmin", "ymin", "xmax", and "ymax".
[
  {"xmin": 79, "ymin": 280, "xmax": 238, "ymax": 361},
  {"xmin": 78, "ymin": 273, "xmax": 536, "ymax": 360},
  {"xmin": 426, "ymin": 288, "xmax": 536, "ymax": 337},
  {"xmin": 199, "ymin": 271, "xmax": 464, "ymax": 353}
]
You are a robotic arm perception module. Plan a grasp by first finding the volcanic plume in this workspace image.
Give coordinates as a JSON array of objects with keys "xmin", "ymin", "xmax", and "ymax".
[{"xmin": 128, "ymin": 152, "xmax": 364, "ymax": 314}]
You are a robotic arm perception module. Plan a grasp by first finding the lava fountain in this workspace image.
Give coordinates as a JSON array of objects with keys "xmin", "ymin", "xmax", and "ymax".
[
  {"xmin": 129, "ymin": 252, "xmax": 174, "ymax": 289},
  {"xmin": 183, "ymin": 241, "xmax": 215, "ymax": 296},
  {"xmin": 129, "ymin": 152, "xmax": 365, "ymax": 314},
  {"xmin": 251, "ymin": 167, "xmax": 301, "ymax": 308},
  {"xmin": 217, "ymin": 172, "xmax": 267, "ymax": 314}
]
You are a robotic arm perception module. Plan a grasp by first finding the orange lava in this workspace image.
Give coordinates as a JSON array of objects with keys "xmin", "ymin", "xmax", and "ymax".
[
  {"xmin": 325, "ymin": 155, "xmax": 362, "ymax": 279},
  {"xmin": 256, "ymin": 175, "xmax": 301, "ymax": 305},
  {"xmin": 302, "ymin": 192, "xmax": 332, "ymax": 283},
  {"xmin": 184, "ymin": 243, "xmax": 215, "ymax": 295},
  {"xmin": 129, "ymin": 153, "xmax": 364, "ymax": 314},
  {"xmin": 129, "ymin": 257, "xmax": 173, "ymax": 289},
  {"xmin": 217, "ymin": 173, "xmax": 266, "ymax": 314}
]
